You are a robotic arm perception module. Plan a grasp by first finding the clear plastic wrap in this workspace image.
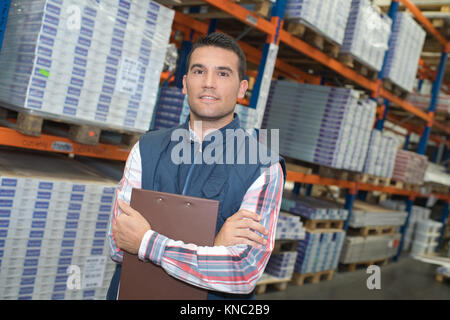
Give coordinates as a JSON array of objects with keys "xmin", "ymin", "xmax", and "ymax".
[
  {"xmin": 341, "ymin": 0, "xmax": 392, "ymax": 72},
  {"xmin": 383, "ymin": 12, "xmax": 426, "ymax": 92},
  {"xmin": 285, "ymin": 0, "xmax": 352, "ymax": 45},
  {"xmin": 0, "ymin": 0, "xmax": 174, "ymax": 133},
  {"xmin": 362, "ymin": 130, "xmax": 399, "ymax": 178}
]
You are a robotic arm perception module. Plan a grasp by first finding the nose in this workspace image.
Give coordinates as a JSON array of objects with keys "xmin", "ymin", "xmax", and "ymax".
[{"xmin": 202, "ymin": 70, "xmax": 216, "ymax": 89}]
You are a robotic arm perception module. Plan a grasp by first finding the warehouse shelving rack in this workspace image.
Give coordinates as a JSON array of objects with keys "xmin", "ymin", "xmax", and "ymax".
[
  {"xmin": 0, "ymin": 0, "xmax": 448, "ymax": 253},
  {"xmin": 166, "ymin": 0, "xmax": 450, "ymax": 258}
]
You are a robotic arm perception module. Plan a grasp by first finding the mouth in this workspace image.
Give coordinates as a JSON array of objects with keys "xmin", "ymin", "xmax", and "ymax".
[{"xmin": 199, "ymin": 94, "xmax": 219, "ymax": 102}]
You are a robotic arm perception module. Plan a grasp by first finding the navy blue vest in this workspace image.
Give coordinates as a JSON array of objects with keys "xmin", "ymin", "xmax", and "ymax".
[{"xmin": 107, "ymin": 114, "xmax": 286, "ymax": 300}]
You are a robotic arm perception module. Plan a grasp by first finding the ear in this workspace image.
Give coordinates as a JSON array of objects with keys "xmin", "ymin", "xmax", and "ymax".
[
  {"xmin": 182, "ymin": 75, "xmax": 188, "ymax": 95},
  {"xmin": 237, "ymin": 79, "xmax": 248, "ymax": 99}
]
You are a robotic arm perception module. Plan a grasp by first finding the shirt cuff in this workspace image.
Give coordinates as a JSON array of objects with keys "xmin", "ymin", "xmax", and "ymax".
[{"xmin": 138, "ymin": 229, "xmax": 169, "ymax": 265}]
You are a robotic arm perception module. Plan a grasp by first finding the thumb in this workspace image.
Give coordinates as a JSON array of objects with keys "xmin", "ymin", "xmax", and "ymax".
[{"xmin": 118, "ymin": 199, "xmax": 137, "ymax": 216}]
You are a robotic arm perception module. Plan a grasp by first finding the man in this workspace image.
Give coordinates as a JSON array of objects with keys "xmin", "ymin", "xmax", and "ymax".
[{"xmin": 107, "ymin": 32, "xmax": 286, "ymax": 300}]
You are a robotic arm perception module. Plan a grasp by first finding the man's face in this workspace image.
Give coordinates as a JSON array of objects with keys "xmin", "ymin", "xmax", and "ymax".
[{"xmin": 182, "ymin": 46, "xmax": 248, "ymax": 122}]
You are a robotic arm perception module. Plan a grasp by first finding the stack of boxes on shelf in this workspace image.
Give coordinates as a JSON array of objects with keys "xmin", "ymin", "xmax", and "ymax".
[
  {"xmin": 362, "ymin": 130, "xmax": 399, "ymax": 178},
  {"xmin": 341, "ymin": 0, "xmax": 392, "ymax": 72},
  {"xmin": 295, "ymin": 230, "xmax": 346, "ymax": 274},
  {"xmin": 280, "ymin": 192, "xmax": 347, "ymax": 276},
  {"xmin": 275, "ymin": 212, "xmax": 306, "ymax": 240},
  {"xmin": 285, "ymin": 0, "xmax": 352, "ymax": 46},
  {"xmin": 0, "ymin": 148, "xmax": 117, "ymax": 300},
  {"xmin": 392, "ymin": 150, "xmax": 429, "ymax": 186},
  {"xmin": 410, "ymin": 220, "xmax": 443, "ymax": 256},
  {"xmin": 340, "ymin": 200, "xmax": 405, "ymax": 266},
  {"xmin": 0, "ymin": 0, "xmax": 174, "ymax": 132},
  {"xmin": 407, "ymin": 92, "xmax": 450, "ymax": 114},
  {"xmin": 383, "ymin": 12, "xmax": 426, "ymax": 92},
  {"xmin": 346, "ymin": 201, "xmax": 407, "ymax": 228},
  {"xmin": 263, "ymin": 212, "xmax": 305, "ymax": 281},
  {"xmin": 379, "ymin": 201, "xmax": 435, "ymax": 253},
  {"xmin": 152, "ymin": 86, "xmax": 185, "ymax": 130},
  {"xmin": 262, "ymin": 81, "xmax": 376, "ymax": 172}
]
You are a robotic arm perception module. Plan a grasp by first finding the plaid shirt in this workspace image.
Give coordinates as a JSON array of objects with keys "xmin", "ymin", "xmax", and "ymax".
[{"xmin": 108, "ymin": 137, "xmax": 284, "ymax": 294}]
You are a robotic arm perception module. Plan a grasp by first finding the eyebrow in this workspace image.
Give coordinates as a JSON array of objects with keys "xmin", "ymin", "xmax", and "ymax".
[{"xmin": 190, "ymin": 64, "xmax": 234, "ymax": 74}]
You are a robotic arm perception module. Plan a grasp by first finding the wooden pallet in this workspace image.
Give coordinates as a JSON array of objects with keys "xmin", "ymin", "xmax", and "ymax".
[
  {"xmin": 435, "ymin": 273, "xmax": 450, "ymax": 284},
  {"xmin": 390, "ymin": 179, "xmax": 404, "ymax": 189},
  {"xmin": 0, "ymin": 106, "xmax": 141, "ymax": 147},
  {"xmin": 340, "ymin": 258, "xmax": 389, "ymax": 272},
  {"xmin": 318, "ymin": 166, "xmax": 361, "ymax": 183},
  {"xmin": 291, "ymin": 269, "xmax": 335, "ymax": 286},
  {"xmin": 303, "ymin": 219, "xmax": 344, "ymax": 231},
  {"xmin": 383, "ymin": 79, "xmax": 409, "ymax": 99},
  {"xmin": 255, "ymin": 274, "xmax": 292, "ymax": 294},
  {"xmin": 285, "ymin": 20, "xmax": 340, "ymax": 58},
  {"xmin": 360, "ymin": 174, "xmax": 391, "ymax": 187},
  {"xmin": 272, "ymin": 239, "xmax": 299, "ymax": 254},
  {"xmin": 347, "ymin": 225, "xmax": 396, "ymax": 237},
  {"xmin": 185, "ymin": 0, "xmax": 272, "ymax": 19},
  {"xmin": 338, "ymin": 54, "xmax": 379, "ymax": 81}
]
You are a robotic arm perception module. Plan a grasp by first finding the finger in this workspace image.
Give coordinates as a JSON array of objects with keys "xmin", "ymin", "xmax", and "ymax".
[
  {"xmin": 237, "ymin": 229, "xmax": 267, "ymax": 246},
  {"xmin": 118, "ymin": 200, "xmax": 140, "ymax": 217},
  {"xmin": 234, "ymin": 237, "xmax": 264, "ymax": 249},
  {"xmin": 236, "ymin": 210, "xmax": 262, "ymax": 221},
  {"xmin": 236, "ymin": 219, "xmax": 268, "ymax": 236}
]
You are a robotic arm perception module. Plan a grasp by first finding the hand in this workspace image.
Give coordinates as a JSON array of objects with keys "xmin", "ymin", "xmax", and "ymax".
[
  {"xmin": 214, "ymin": 210, "xmax": 268, "ymax": 248},
  {"xmin": 112, "ymin": 200, "xmax": 151, "ymax": 255}
]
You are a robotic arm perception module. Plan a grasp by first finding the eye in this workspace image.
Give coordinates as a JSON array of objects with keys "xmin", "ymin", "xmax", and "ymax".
[
  {"xmin": 192, "ymin": 69, "xmax": 204, "ymax": 75},
  {"xmin": 218, "ymin": 71, "xmax": 229, "ymax": 77}
]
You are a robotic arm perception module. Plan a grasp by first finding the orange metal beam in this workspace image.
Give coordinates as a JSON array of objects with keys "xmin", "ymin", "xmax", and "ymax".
[
  {"xmin": 399, "ymin": 0, "xmax": 448, "ymax": 48},
  {"xmin": 286, "ymin": 171, "xmax": 356, "ymax": 189},
  {"xmin": 278, "ymin": 30, "xmax": 378, "ymax": 92},
  {"xmin": 0, "ymin": 127, "xmax": 130, "ymax": 161},
  {"xmin": 203, "ymin": 0, "xmax": 276, "ymax": 36},
  {"xmin": 287, "ymin": 171, "xmax": 450, "ymax": 200},
  {"xmin": 174, "ymin": 6, "xmax": 447, "ymax": 136},
  {"xmin": 379, "ymin": 88, "xmax": 431, "ymax": 121},
  {"xmin": 173, "ymin": 11, "xmax": 320, "ymax": 84}
]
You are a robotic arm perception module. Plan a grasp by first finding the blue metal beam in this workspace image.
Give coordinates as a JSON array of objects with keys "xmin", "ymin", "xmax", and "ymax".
[
  {"xmin": 207, "ymin": 19, "xmax": 218, "ymax": 34},
  {"xmin": 250, "ymin": 0, "xmax": 286, "ymax": 110},
  {"xmin": 403, "ymin": 133, "xmax": 410, "ymax": 150},
  {"xmin": 418, "ymin": 52, "xmax": 448, "ymax": 155},
  {"xmin": 0, "ymin": 0, "xmax": 11, "ymax": 53},
  {"xmin": 343, "ymin": 189, "xmax": 356, "ymax": 231},
  {"xmin": 378, "ymin": 0, "xmax": 399, "ymax": 81},
  {"xmin": 436, "ymin": 201, "xmax": 449, "ymax": 252},
  {"xmin": 394, "ymin": 197, "xmax": 414, "ymax": 261}
]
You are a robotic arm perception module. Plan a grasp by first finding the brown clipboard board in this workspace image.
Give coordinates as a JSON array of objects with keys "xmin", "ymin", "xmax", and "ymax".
[{"xmin": 118, "ymin": 188, "xmax": 219, "ymax": 300}]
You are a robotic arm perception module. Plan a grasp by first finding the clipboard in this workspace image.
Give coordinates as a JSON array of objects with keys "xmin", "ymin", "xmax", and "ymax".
[{"xmin": 118, "ymin": 188, "xmax": 219, "ymax": 300}]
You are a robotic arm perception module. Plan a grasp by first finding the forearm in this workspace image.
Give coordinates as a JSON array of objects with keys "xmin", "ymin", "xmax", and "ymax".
[
  {"xmin": 138, "ymin": 163, "xmax": 284, "ymax": 294},
  {"xmin": 139, "ymin": 230, "xmax": 270, "ymax": 294}
]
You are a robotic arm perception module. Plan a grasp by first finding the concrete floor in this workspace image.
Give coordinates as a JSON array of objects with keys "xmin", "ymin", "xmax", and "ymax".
[{"xmin": 256, "ymin": 256, "xmax": 450, "ymax": 300}]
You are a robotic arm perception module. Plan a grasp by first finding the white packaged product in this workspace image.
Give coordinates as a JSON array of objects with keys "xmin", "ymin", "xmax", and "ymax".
[{"xmin": 0, "ymin": 0, "xmax": 174, "ymax": 132}]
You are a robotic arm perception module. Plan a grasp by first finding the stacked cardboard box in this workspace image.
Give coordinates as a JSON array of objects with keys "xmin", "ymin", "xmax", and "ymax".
[
  {"xmin": 410, "ymin": 219, "xmax": 443, "ymax": 256},
  {"xmin": 341, "ymin": 0, "xmax": 391, "ymax": 71},
  {"xmin": 276, "ymin": 211, "xmax": 306, "ymax": 240},
  {"xmin": 295, "ymin": 229, "xmax": 346, "ymax": 274},
  {"xmin": 392, "ymin": 150, "xmax": 428, "ymax": 185},
  {"xmin": 285, "ymin": 0, "xmax": 352, "ymax": 45},
  {"xmin": 262, "ymin": 81, "xmax": 376, "ymax": 171},
  {"xmin": 0, "ymin": 0, "xmax": 174, "ymax": 132},
  {"xmin": 0, "ymin": 148, "xmax": 117, "ymax": 300},
  {"xmin": 281, "ymin": 193, "xmax": 348, "ymax": 221},
  {"xmin": 340, "ymin": 233, "xmax": 401, "ymax": 264},
  {"xmin": 362, "ymin": 130, "xmax": 399, "ymax": 178},
  {"xmin": 383, "ymin": 12, "xmax": 426, "ymax": 92}
]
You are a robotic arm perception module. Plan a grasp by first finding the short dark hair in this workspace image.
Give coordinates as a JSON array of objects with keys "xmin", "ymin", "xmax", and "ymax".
[{"xmin": 186, "ymin": 32, "xmax": 247, "ymax": 81}]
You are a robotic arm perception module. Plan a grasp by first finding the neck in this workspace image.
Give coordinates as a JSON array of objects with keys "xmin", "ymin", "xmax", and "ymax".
[{"xmin": 189, "ymin": 112, "xmax": 234, "ymax": 141}]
